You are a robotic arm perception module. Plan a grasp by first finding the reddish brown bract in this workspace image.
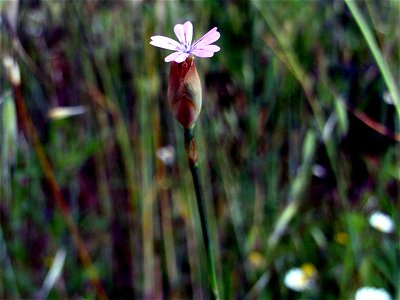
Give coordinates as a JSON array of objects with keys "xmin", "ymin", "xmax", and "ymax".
[{"xmin": 167, "ymin": 56, "xmax": 202, "ymax": 129}]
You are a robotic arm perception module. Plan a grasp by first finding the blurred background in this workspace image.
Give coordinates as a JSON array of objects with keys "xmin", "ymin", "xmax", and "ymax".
[{"xmin": 1, "ymin": 0, "xmax": 399, "ymax": 299}]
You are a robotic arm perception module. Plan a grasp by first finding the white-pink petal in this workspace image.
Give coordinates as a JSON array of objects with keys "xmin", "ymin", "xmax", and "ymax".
[
  {"xmin": 174, "ymin": 53, "xmax": 190, "ymax": 63},
  {"xmin": 193, "ymin": 27, "xmax": 220, "ymax": 48},
  {"xmin": 191, "ymin": 49, "xmax": 215, "ymax": 58},
  {"xmin": 150, "ymin": 36, "xmax": 181, "ymax": 50},
  {"xmin": 164, "ymin": 51, "xmax": 182, "ymax": 62},
  {"xmin": 164, "ymin": 51, "xmax": 189, "ymax": 63},
  {"xmin": 174, "ymin": 21, "xmax": 193, "ymax": 47},
  {"xmin": 194, "ymin": 44, "xmax": 220, "ymax": 53},
  {"xmin": 183, "ymin": 21, "xmax": 193, "ymax": 45}
]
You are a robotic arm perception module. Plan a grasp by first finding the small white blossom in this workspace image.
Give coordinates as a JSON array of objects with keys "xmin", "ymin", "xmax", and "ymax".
[
  {"xmin": 284, "ymin": 264, "xmax": 317, "ymax": 292},
  {"xmin": 369, "ymin": 211, "xmax": 395, "ymax": 233},
  {"xmin": 156, "ymin": 146, "xmax": 175, "ymax": 165},
  {"xmin": 355, "ymin": 287, "xmax": 392, "ymax": 300}
]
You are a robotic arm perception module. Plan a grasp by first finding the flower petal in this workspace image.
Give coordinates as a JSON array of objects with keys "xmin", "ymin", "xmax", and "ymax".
[
  {"xmin": 191, "ymin": 49, "xmax": 215, "ymax": 58},
  {"xmin": 164, "ymin": 51, "xmax": 189, "ymax": 63},
  {"xmin": 184, "ymin": 21, "xmax": 193, "ymax": 45},
  {"xmin": 174, "ymin": 53, "xmax": 190, "ymax": 63},
  {"xmin": 193, "ymin": 44, "xmax": 220, "ymax": 53},
  {"xmin": 193, "ymin": 27, "xmax": 220, "ymax": 48},
  {"xmin": 150, "ymin": 35, "xmax": 181, "ymax": 50},
  {"xmin": 174, "ymin": 23, "xmax": 185, "ymax": 45},
  {"xmin": 164, "ymin": 51, "xmax": 182, "ymax": 62},
  {"xmin": 174, "ymin": 21, "xmax": 193, "ymax": 47}
]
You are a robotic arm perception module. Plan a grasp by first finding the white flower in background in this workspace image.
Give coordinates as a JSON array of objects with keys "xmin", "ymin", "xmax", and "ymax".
[
  {"xmin": 284, "ymin": 263, "xmax": 317, "ymax": 292},
  {"xmin": 369, "ymin": 211, "xmax": 395, "ymax": 233},
  {"xmin": 156, "ymin": 146, "xmax": 175, "ymax": 166},
  {"xmin": 355, "ymin": 287, "xmax": 392, "ymax": 300}
]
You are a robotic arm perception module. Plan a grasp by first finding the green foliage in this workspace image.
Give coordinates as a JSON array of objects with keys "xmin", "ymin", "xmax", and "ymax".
[{"xmin": 1, "ymin": 1, "xmax": 398, "ymax": 299}]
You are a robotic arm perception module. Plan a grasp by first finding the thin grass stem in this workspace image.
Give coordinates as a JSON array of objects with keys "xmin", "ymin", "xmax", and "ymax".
[
  {"xmin": 184, "ymin": 128, "xmax": 220, "ymax": 300},
  {"xmin": 344, "ymin": 0, "xmax": 400, "ymax": 119}
]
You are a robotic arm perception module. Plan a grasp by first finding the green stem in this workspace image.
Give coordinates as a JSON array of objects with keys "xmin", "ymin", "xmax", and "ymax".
[
  {"xmin": 184, "ymin": 128, "xmax": 220, "ymax": 300},
  {"xmin": 344, "ymin": 0, "xmax": 400, "ymax": 119}
]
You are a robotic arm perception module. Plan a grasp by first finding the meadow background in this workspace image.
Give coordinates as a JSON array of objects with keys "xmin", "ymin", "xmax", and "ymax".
[{"xmin": 1, "ymin": 0, "xmax": 399, "ymax": 299}]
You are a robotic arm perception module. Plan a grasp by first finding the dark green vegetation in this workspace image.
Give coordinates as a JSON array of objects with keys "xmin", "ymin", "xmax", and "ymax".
[{"xmin": 1, "ymin": 1, "xmax": 399, "ymax": 299}]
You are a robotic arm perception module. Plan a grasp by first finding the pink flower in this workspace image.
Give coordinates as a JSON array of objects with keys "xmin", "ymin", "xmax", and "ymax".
[{"xmin": 150, "ymin": 21, "xmax": 220, "ymax": 63}]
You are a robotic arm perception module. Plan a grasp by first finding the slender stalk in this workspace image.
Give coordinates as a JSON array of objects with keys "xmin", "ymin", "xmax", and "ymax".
[
  {"xmin": 184, "ymin": 128, "xmax": 220, "ymax": 300},
  {"xmin": 344, "ymin": 0, "xmax": 400, "ymax": 119}
]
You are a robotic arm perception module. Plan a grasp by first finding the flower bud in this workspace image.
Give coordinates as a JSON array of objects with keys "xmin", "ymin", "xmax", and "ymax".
[{"xmin": 167, "ymin": 56, "xmax": 202, "ymax": 129}]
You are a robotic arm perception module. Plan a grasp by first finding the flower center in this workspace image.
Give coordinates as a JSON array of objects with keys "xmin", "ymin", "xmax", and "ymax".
[{"xmin": 183, "ymin": 42, "xmax": 191, "ymax": 53}]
